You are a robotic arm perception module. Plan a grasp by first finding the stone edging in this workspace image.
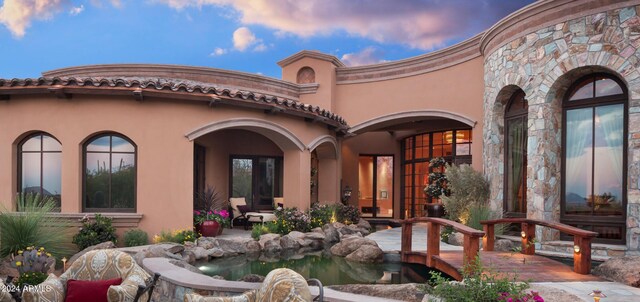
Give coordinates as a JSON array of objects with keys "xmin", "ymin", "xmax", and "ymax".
[{"xmin": 142, "ymin": 257, "xmax": 403, "ymax": 302}]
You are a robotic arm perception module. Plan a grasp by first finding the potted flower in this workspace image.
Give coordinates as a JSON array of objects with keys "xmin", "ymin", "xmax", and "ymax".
[
  {"xmin": 193, "ymin": 185, "xmax": 229, "ymax": 236},
  {"xmin": 424, "ymin": 157, "xmax": 450, "ymax": 217},
  {"xmin": 196, "ymin": 210, "xmax": 230, "ymax": 237}
]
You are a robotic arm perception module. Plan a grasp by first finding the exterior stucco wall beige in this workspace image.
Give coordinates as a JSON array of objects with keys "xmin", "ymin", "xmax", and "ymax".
[
  {"xmin": 336, "ymin": 58, "xmax": 484, "ymax": 172},
  {"xmin": 0, "ymin": 94, "xmax": 335, "ymax": 237}
]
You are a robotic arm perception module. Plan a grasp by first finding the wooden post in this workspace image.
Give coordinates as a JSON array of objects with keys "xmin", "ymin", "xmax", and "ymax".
[
  {"xmin": 521, "ymin": 223, "xmax": 536, "ymax": 255},
  {"xmin": 483, "ymin": 224, "xmax": 494, "ymax": 251},
  {"xmin": 426, "ymin": 221, "xmax": 440, "ymax": 267},
  {"xmin": 463, "ymin": 235, "xmax": 480, "ymax": 273},
  {"xmin": 401, "ymin": 222, "xmax": 412, "ymax": 262},
  {"xmin": 574, "ymin": 236, "xmax": 592, "ymax": 274}
]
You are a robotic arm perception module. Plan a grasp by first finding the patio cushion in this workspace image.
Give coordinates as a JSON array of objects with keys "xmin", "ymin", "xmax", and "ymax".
[
  {"xmin": 65, "ymin": 278, "xmax": 122, "ymax": 302},
  {"xmin": 246, "ymin": 212, "xmax": 276, "ymax": 223}
]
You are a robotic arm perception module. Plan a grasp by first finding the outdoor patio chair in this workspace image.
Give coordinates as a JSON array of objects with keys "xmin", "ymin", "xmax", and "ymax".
[
  {"xmin": 22, "ymin": 249, "xmax": 160, "ymax": 302},
  {"xmin": 273, "ymin": 197, "xmax": 284, "ymax": 209},
  {"xmin": 230, "ymin": 197, "xmax": 277, "ymax": 230},
  {"xmin": 183, "ymin": 268, "xmax": 323, "ymax": 302}
]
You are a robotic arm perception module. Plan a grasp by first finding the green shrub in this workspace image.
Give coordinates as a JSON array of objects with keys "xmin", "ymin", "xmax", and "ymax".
[
  {"xmin": 335, "ymin": 203, "xmax": 360, "ymax": 225},
  {"xmin": 308, "ymin": 203, "xmax": 333, "ymax": 228},
  {"xmin": 464, "ymin": 204, "xmax": 504, "ymax": 234},
  {"xmin": 0, "ymin": 193, "xmax": 74, "ymax": 258},
  {"xmin": 424, "ymin": 257, "xmax": 531, "ymax": 302},
  {"xmin": 16, "ymin": 272, "xmax": 48, "ymax": 287},
  {"xmin": 153, "ymin": 228, "xmax": 198, "ymax": 244},
  {"xmin": 272, "ymin": 207, "xmax": 311, "ymax": 234},
  {"xmin": 72, "ymin": 214, "xmax": 118, "ymax": 250},
  {"xmin": 441, "ymin": 164, "xmax": 490, "ymax": 222},
  {"xmin": 251, "ymin": 223, "xmax": 271, "ymax": 240},
  {"xmin": 123, "ymin": 228, "xmax": 148, "ymax": 247}
]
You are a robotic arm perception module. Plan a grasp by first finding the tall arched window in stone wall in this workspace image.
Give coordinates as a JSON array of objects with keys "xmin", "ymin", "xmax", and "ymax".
[
  {"xmin": 18, "ymin": 132, "xmax": 62, "ymax": 209},
  {"xmin": 504, "ymin": 89, "xmax": 527, "ymax": 217},
  {"xmin": 562, "ymin": 74, "xmax": 627, "ymax": 244},
  {"xmin": 83, "ymin": 133, "xmax": 136, "ymax": 212}
]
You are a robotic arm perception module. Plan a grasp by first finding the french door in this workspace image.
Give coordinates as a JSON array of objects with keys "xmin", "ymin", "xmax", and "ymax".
[{"xmin": 230, "ymin": 156, "xmax": 283, "ymax": 211}]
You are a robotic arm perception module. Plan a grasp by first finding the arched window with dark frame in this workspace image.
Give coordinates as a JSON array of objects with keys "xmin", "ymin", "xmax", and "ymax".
[
  {"xmin": 83, "ymin": 133, "xmax": 136, "ymax": 212},
  {"xmin": 562, "ymin": 73, "xmax": 627, "ymax": 244},
  {"xmin": 18, "ymin": 132, "xmax": 62, "ymax": 209},
  {"xmin": 504, "ymin": 89, "xmax": 528, "ymax": 217}
]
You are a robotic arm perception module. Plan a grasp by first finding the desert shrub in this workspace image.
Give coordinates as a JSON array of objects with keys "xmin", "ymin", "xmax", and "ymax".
[
  {"xmin": 464, "ymin": 204, "xmax": 504, "ymax": 234},
  {"xmin": 251, "ymin": 223, "xmax": 271, "ymax": 240},
  {"xmin": 308, "ymin": 203, "xmax": 334, "ymax": 228},
  {"xmin": 441, "ymin": 164, "xmax": 490, "ymax": 223},
  {"xmin": 423, "ymin": 257, "xmax": 536, "ymax": 302},
  {"xmin": 72, "ymin": 214, "xmax": 117, "ymax": 250},
  {"xmin": 335, "ymin": 203, "xmax": 360, "ymax": 225},
  {"xmin": 272, "ymin": 207, "xmax": 311, "ymax": 234},
  {"xmin": 153, "ymin": 228, "xmax": 198, "ymax": 244},
  {"xmin": 123, "ymin": 228, "xmax": 148, "ymax": 247},
  {"xmin": 195, "ymin": 185, "xmax": 228, "ymax": 212},
  {"xmin": 0, "ymin": 193, "xmax": 74, "ymax": 258},
  {"xmin": 16, "ymin": 272, "xmax": 48, "ymax": 287}
]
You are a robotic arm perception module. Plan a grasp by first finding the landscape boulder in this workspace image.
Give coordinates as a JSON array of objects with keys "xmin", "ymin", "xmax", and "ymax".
[
  {"xmin": 345, "ymin": 245, "xmax": 384, "ymax": 263},
  {"xmin": 238, "ymin": 274, "xmax": 266, "ymax": 283},
  {"xmin": 494, "ymin": 239, "xmax": 517, "ymax": 252},
  {"xmin": 330, "ymin": 236, "xmax": 377, "ymax": 257},
  {"xmin": 593, "ymin": 256, "xmax": 640, "ymax": 287},
  {"xmin": 259, "ymin": 234, "xmax": 282, "ymax": 254},
  {"xmin": 322, "ymin": 223, "xmax": 340, "ymax": 243}
]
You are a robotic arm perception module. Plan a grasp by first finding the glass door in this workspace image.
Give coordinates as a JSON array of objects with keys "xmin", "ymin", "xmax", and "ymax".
[
  {"xmin": 231, "ymin": 156, "xmax": 283, "ymax": 211},
  {"xmin": 358, "ymin": 155, "xmax": 393, "ymax": 218}
]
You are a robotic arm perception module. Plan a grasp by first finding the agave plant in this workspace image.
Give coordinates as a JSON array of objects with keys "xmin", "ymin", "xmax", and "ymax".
[{"xmin": 0, "ymin": 193, "xmax": 74, "ymax": 258}]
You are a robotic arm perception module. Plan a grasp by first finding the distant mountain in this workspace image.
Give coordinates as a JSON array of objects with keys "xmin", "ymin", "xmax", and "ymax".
[{"xmin": 565, "ymin": 192, "xmax": 586, "ymax": 204}]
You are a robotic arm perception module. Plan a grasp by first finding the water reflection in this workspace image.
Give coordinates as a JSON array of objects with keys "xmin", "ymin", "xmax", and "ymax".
[{"xmin": 196, "ymin": 252, "xmax": 434, "ymax": 286}]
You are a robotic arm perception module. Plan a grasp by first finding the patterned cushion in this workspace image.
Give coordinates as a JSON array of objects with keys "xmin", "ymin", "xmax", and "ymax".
[
  {"xmin": 184, "ymin": 268, "xmax": 311, "ymax": 302},
  {"xmin": 22, "ymin": 249, "xmax": 151, "ymax": 302}
]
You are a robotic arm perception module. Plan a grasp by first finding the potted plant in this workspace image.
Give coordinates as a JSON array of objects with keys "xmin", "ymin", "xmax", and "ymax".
[
  {"xmin": 194, "ymin": 185, "xmax": 230, "ymax": 237},
  {"xmin": 424, "ymin": 157, "xmax": 450, "ymax": 217},
  {"xmin": 194, "ymin": 210, "xmax": 230, "ymax": 237}
]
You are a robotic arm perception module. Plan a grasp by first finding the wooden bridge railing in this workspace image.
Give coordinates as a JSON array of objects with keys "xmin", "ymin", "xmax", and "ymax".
[
  {"xmin": 481, "ymin": 218, "xmax": 598, "ymax": 274},
  {"xmin": 401, "ymin": 217, "xmax": 484, "ymax": 279}
]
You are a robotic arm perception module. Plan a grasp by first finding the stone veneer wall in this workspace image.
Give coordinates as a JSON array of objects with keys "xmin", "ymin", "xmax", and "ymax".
[{"xmin": 483, "ymin": 4, "xmax": 640, "ymax": 252}]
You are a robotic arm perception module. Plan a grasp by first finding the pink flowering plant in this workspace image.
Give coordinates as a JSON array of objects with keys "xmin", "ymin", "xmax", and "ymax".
[
  {"xmin": 193, "ymin": 209, "xmax": 231, "ymax": 227},
  {"xmin": 498, "ymin": 290, "xmax": 544, "ymax": 302}
]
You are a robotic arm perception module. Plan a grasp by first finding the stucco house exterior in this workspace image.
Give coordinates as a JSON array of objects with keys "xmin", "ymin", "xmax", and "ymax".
[{"xmin": 1, "ymin": 0, "xmax": 640, "ymax": 255}]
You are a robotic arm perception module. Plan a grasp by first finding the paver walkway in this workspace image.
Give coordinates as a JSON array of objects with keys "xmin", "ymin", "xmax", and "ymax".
[{"xmin": 366, "ymin": 224, "xmax": 640, "ymax": 302}]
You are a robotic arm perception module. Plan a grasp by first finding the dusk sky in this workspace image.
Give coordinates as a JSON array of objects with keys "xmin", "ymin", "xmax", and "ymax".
[{"xmin": 1, "ymin": 0, "xmax": 535, "ymax": 79}]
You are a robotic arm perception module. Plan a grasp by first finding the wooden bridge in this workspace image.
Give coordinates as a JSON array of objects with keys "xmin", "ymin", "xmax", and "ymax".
[{"xmin": 401, "ymin": 217, "xmax": 603, "ymax": 281}]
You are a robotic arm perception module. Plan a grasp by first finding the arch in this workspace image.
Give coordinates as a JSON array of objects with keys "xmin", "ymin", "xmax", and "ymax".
[
  {"xmin": 185, "ymin": 118, "xmax": 305, "ymax": 151},
  {"xmin": 307, "ymin": 135, "xmax": 338, "ymax": 159},
  {"xmin": 349, "ymin": 110, "xmax": 477, "ymax": 134},
  {"xmin": 297, "ymin": 66, "xmax": 316, "ymax": 84},
  {"xmin": 545, "ymin": 65, "xmax": 627, "ymax": 105},
  {"xmin": 13, "ymin": 130, "xmax": 60, "ymax": 146}
]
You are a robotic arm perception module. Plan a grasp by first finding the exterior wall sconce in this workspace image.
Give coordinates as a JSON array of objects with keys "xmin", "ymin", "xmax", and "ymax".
[
  {"xmin": 589, "ymin": 289, "xmax": 606, "ymax": 302},
  {"xmin": 574, "ymin": 245, "xmax": 581, "ymax": 254},
  {"xmin": 342, "ymin": 185, "xmax": 352, "ymax": 204},
  {"xmin": 521, "ymin": 231, "xmax": 526, "ymax": 238}
]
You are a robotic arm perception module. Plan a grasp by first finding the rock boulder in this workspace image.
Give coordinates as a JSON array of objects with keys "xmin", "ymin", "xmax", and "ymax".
[
  {"xmin": 345, "ymin": 245, "xmax": 384, "ymax": 263},
  {"xmin": 330, "ymin": 236, "xmax": 377, "ymax": 257},
  {"xmin": 593, "ymin": 256, "xmax": 640, "ymax": 287}
]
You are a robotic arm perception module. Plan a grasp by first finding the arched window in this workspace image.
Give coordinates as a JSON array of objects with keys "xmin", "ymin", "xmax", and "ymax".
[
  {"xmin": 504, "ymin": 89, "xmax": 527, "ymax": 216},
  {"xmin": 562, "ymin": 74, "xmax": 627, "ymax": 243},
  {"xmin": 18, "ymin": 132, "xmax": 62, "ymax": 208},
  {"xmin": 84, "ymin": 133, "xmax": 136, "ymax": 212}
]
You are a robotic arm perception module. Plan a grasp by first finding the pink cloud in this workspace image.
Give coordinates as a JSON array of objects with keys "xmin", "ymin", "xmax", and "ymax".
[
  {"xmin": 0, "ymin": 0, "xmax": 66, "ymax": 38},
  {"xmin": 341, "ymin": 47, "xmax": 386, "ymax": 67},
  {"xmin": 156, "ymin": 0, "xmax": 533, "ymax": 50}
]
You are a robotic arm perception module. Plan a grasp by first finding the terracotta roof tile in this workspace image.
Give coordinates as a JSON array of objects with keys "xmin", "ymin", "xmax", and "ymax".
[{"xmin": 0, "ymin": 77, "xmax": 348, "ymax": 128}]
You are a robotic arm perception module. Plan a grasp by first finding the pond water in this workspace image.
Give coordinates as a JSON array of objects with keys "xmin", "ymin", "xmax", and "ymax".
[{"xmin": 196, "ymin": 253, "xmax": 441, "ymax": 286}]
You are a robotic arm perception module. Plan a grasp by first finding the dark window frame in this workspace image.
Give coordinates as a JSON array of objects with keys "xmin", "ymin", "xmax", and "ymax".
[
  {"xmin": 17, "ymin": 132, "xmax": 62, "ymax": 210},
  {"xmin": 82, "ymin": 133, "xmax": 137, "ymax": 213},
  {"xmin": 400, "ymin": 129, "xmax": 472, "ymax": 219},
  {"xmin": 228, "ymin": 154, "xmax": 283, "ymax": 211},
  {"xmin": 504, "ymin": 89, "xmax": 528, "ymax": 218},
  {"xmin": 561, "ymin": 73, "xmax": 628, "ymax": 244}
]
